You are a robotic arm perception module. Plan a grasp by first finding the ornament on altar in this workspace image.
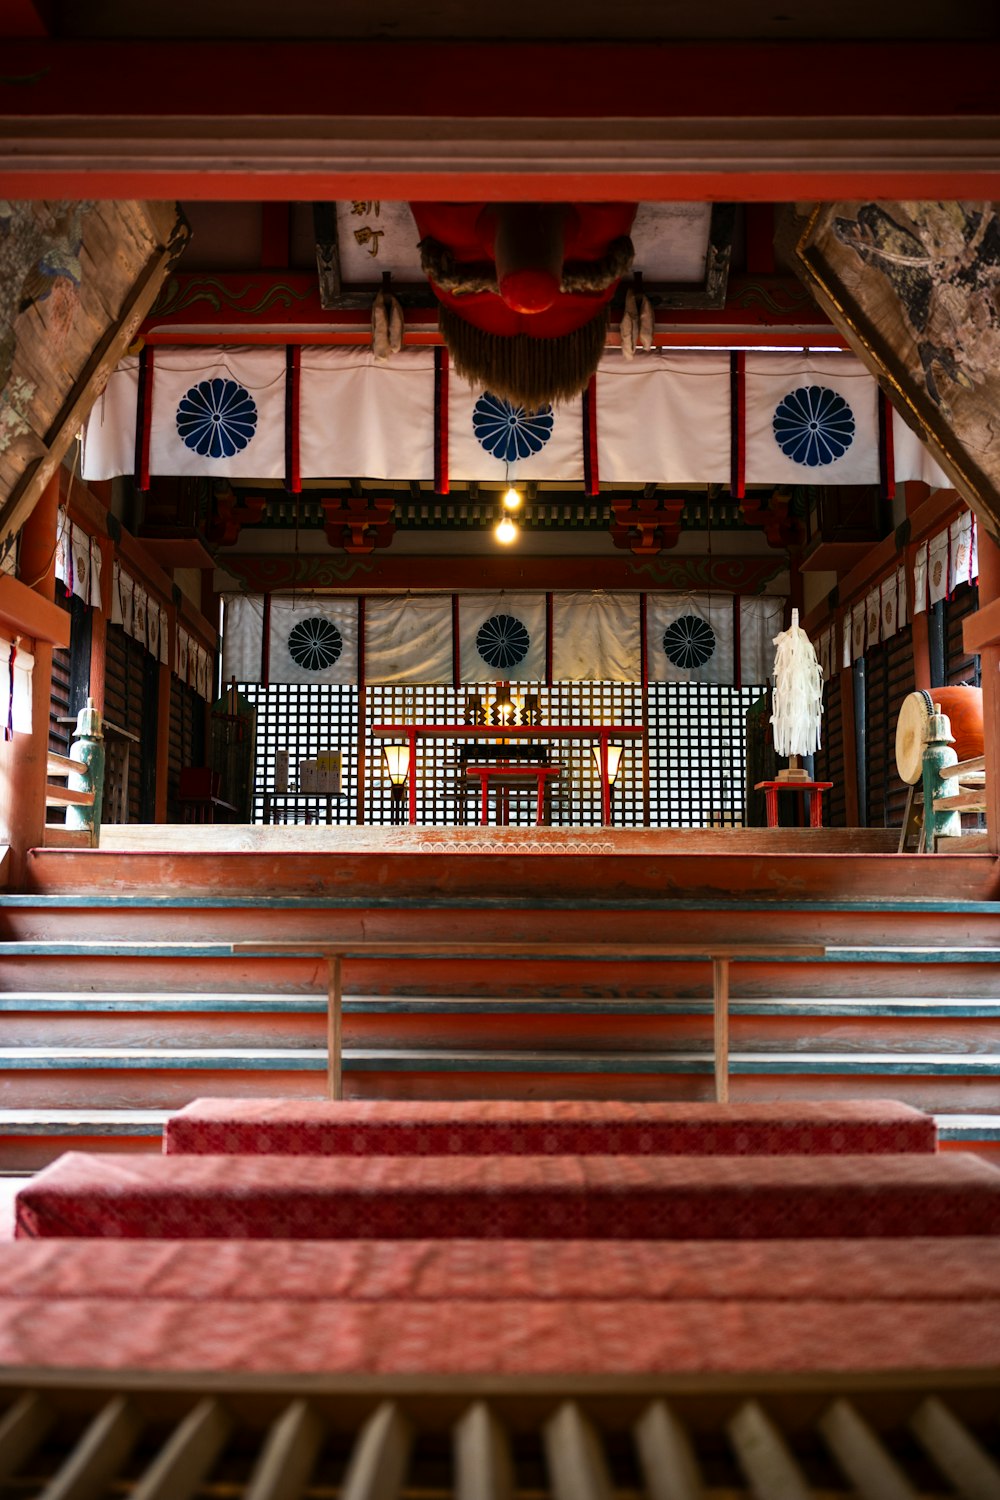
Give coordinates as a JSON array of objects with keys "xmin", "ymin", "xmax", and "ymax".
[
  {"xmin": 410, "ymin": 202, "xmax": 637, "ymax": 409},
  {"xmin": 770, "ymin": 608, "xmax": 824, "ymax": 777}
]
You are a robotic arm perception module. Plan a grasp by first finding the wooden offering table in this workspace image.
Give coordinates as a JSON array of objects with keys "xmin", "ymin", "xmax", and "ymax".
[
  {"xmin": 464, "ymin": 761, "xmax": 562, "ymax": 825},
  {"xmin": 756, "ymin": 779, "xmax": 834, "ymax": 828},
  {"xmin": 233, "ymin": 939, "xmax": 826, "ymax": 1104},
  {"xmin": 373, "ymin": 723, "xmax": 644, "ymax": 825}
]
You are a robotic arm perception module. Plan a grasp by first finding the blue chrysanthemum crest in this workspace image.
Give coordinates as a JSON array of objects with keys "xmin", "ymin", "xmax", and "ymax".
[
  {"xmin": 176, "ymin": 377, "xmax": 258, "ymax": 459},
  {"xmin": 472, "ymin": 392, "xmax": 554, "ymax": 464},
  {"xmin": 476, "ymin": 613, "xmax": 531, "ymax": 671},
  {"xmin": 772, "ymin": 385, "xmax": 855, "ymax": 468}
]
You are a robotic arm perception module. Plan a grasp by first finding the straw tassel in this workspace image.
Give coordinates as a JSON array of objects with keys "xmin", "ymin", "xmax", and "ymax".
[
  {"xmin": 770, "ymin": 608, "xmax": 824, "ymax": 756},
  {"xmin": 620, "ymin": 289, "xmax": 638, "ymax": 361}
]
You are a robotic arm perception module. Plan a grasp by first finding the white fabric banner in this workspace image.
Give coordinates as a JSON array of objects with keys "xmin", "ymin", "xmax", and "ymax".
[
  {"xmin": 146, "ymin": 599, "xmax": 160, "ymax": 661},
  {"xmin": 745, "ymin": 352, "xmax": 879, "ymax": 485},
  {"xmin": 268, "ymin": 597, "xmax": 359, "ymax": 685},
  {"xmin": 841, "ymin": 612, "xmax": 852, "ymax": 670},
  {"xmin": 449, "ymin": 380, "xmax": 583, "ymax": 483},
  {"xmin": 595, "ymin": 352, "xmax": 730, "ymax": 484},
  {"xmin": 88, "ymin": 536, "xmax": 102, "ymax": 611},
  {"xmin": 111, "ymin": 565, "xmax": 134, "ymax": 635},
  {"xmin": 159, "ymin": 605, "xmax": 171, "ymax": 666},
  {"xmin": 881, "ymin": 572, "xmax": 898, "ymax": 641},
  {"xmin": 132, "ymin": 585, "xmax": 148, "ymax": 650},
  {"xmin": 897, "ymin": 564, "xmax": 908, "ymax": 630},
  {"xmin": 950, "ymin": 511, "xmax": 978, "ymax": 590},
  {"xmin": 81, "ymin": 356, "xmax": 139, "ymax": 482},
  {"xmin": 458, "ymin": 593, "xmax": 546, "ymax": 683},
  {"xmin": 913, "ymin": 542, "xmax": 928, "ymax": 615},
  {"xmin": 741, "ymin": 596, "xmax": 785, "ymax": 685},
  {"xmin": 221, "ymin": 594, "xmax": 265, "ymax": 684},
  {"xmin": 866, "ymin": 586, "xmax": 881, "ymax": 649},
  {"xmin": 819, "ymin": 628, "xmax": 833, "ymax": 681},
  {"xmin": 55, "ymin": 508, "xmax": 69, "ymax": 591},
  {"xmin": 851, "ymin": 601, "xmax": 867, "ymax": 661},
  {"xmin": 365, "ymin": 596, "xmax": 453, "ymax": 684},
  {"xmin": 300, "ymin": 347, "xmax": 435, "ymax": 481},
  {"xmin": 0, "ymin": 638, "xmax": 33, "ymax": 734},
  {"xmin": 891, "ymin": 407, "xmax": 950, "ymax": 487},
  {"xmin": 552, "ymin": 592, "xmax": 640, "ymax": 682},
  {"xmin": 176, "ymin": 627, "xmax": 189, "ymax": 683},
  {"xmin": 70, "ymin": 525, "xmax": 91, "ymax": 605},
  {"xmin": 648, "ymin": 594, "xmax": 734, "ymax": 684},
  {"xmin": 928, "ymin": 530, "xmax": 950, "ymax": 606},
  {"xmin": 149, "ymin": 347, "xmax": 286, "ymax": 480}
]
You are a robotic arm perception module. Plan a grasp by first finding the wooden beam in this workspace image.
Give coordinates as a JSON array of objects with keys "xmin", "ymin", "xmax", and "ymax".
[
  {"xmin": 963, "ymin": 593, "xmax": 1000, "ymax": 654},
  {"xmin": 0, "ymin": 575, "xmax": 70, "ymax": 647},
  {"xmin": 2, "ymin": 43, "xmax": 1000, "ymax": 201}
]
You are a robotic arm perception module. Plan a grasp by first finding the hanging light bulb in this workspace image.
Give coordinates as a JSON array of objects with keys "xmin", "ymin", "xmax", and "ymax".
[
  {"xmin": 495, "ymin": 516, "xmax": 518, "ymax": 544},
  {"xmin": 502, "ymin": 485, "xmax": 522, "ymax": 511}
]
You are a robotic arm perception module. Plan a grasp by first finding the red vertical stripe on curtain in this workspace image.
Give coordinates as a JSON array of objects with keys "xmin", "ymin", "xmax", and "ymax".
[
  {"xmin": 733, "ymin": 593, "xmax": 742, "ymax": 688},
  {"xmin": 639, "ymin": 592, "xmax": 648, "ymax": 691},
  {"xmin": 583, "ymin": 375, "xmax": 599, "ymax": 496},
  {"xmin": 729, "ymin": 351, "xmax": 746, "ymax": 499},
  {"xmin": 434, "ymin": 348, "xmax": 450, "ymax": 494},
  {"xmin": 452, "ymin": 595, "xmax": 461, "ymax": 687},
  {"xmin": 134, "ymin": 345, "xmax": 154, "ymax": 492},
  {"xmin": 285, "ymin": 345, "xmax": 302, "ymax": 494},
  {"xmin": 260, "ymin": 593, "xmax": 271, "ymax": 688}
]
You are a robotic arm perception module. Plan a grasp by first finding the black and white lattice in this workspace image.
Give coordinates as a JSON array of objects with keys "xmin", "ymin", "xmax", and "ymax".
[
  {"xmin": 287, "ymin": 617, "xmax": 343, "ymax": 672},
  {"xmin": 476, "ymin": 613, "xmax": 531, "ymax": 670},
  {"xmin": 662, "ymin": 614, "xmax": 716, "ymax": 670}
]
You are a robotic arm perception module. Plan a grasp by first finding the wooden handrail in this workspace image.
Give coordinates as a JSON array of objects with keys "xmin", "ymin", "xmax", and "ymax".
[{"xmin": 46, "ymin": 751, "xmax": 87, "ymax": 777}]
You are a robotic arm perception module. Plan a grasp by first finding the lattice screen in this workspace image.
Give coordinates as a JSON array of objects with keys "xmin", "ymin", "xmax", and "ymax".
[
  {"xmin": 240, "ymin": 682, "xmax": 359, "ymax": 824},
  {"xmin": 647, "ymin": 683, "xmax": 764, "ymax": 828},
  {"xmin": 237, "ymin": 679, "xmax": 772, "ymax": 828},
  {"xmin": 365, "ymin": 682, "xmax": 645, "ymax": 828},
  {"xmin": 814, "ymin": 671, "xmax": 846, "ymax": 827}
]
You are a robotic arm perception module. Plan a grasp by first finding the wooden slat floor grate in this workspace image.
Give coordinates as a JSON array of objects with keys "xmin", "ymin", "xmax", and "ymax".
[{"xmin": 1, "ymin": 1379, "xmax": 998, "ymax": 1498}]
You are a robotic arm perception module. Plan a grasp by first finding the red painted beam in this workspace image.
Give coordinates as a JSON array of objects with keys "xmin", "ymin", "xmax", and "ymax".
[
  {"xmin": 2, "ymin": 41, "xmax": 998, "ymax": 120},
  {"xmin": 2, "ymin": 42, "xmax": 999, "ymax": 200}
]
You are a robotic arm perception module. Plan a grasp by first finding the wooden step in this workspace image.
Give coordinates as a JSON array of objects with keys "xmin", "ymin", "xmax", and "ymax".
[{"xmin": 46, "ymin": 752, "xmax": 87, "ymax": 777}]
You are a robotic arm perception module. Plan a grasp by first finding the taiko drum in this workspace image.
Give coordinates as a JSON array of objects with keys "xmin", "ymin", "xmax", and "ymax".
[{"xmin": 895, "ymin": 686, "xmax": 984, "ymax": 784}]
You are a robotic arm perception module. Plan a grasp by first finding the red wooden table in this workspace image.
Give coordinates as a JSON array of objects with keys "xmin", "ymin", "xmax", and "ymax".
[
  {"xmin": 755, "ymin": 779, "xmax": 834, "ymax": 828},
  {"xmin": 464, "ymin": 762, "xmax": 562, "ymax": 825},
  {"xmin": 373, "ymin": 724, "xmax": 644, "ymax": 825}
]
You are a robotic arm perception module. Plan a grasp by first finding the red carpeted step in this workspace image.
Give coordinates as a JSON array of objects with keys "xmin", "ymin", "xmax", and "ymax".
[
  {"xmin": 164, "ymin": 1096, "xmax": 938, "ymax": 1156},
  {"xmin": 3, "ymin": 1235, "xmax": 1000, "ymax": 1302},
  {"xmin": 15, "ymin": 1150, "xmax": 1000, "ymax": 1241},
  {"xmin": 0, "ymin": 1289, "xmax": 996, "ymax": 1378}
]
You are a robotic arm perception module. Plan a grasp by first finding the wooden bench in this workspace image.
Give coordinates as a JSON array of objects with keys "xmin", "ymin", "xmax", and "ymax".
[{"xmin": 232, "ymin": 940, "xmax": 827, "ymax": 1102}]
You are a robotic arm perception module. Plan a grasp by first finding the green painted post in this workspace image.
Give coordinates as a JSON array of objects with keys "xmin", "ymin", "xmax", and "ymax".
[
  {"xmin": 67, "ymin": 696, "xmax": 105, "ymax": 841},
  {"xmin": 921, "ymin": 702, "xmax": 961, "ymax": 851}
]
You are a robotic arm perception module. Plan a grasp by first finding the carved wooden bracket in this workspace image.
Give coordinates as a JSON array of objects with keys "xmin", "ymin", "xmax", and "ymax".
[
  {"xmin": 205, "ymin": 485, "xmax": 266, "ymax": 547},
  {"xmin": 739, "ymin": 489, "xmax": 803, "ymax": 548},
  {"xmin": 322, "ymin": 496, "xmax": 396, "ymax": 553},
  {"xmin": 609, "ymin": 495, "xmax": 686, "ymax": 554}
]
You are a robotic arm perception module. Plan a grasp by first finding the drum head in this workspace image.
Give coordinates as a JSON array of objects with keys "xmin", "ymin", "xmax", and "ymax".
[{"xmin": 895, "ymin": 690, "xmax": 934, "ymax": 784}]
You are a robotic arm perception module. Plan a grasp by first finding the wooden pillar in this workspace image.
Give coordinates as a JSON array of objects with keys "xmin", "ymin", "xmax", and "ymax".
[
  {"xmin": 88, "ymin": 533, "xmax": 112, "ymax": 715},
  {"xmin": 974, "ymin": 528, "xmax": 1000, "ymax": 856},
  {"xmin": 0, "ymin": 474, "xmax": 59, "ymax": 889},
  {"xmin": 838, "ymin": 652, "xmax": 861, "ymax": 827},
  {"xmin": 154, "ymin": 659, "xmax": 171, "ymax": 822}
]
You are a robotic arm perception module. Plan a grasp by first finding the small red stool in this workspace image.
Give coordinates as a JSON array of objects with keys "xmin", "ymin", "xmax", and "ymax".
[
  {"xmin": 465, "ymin": 763, "xmax": 561, "ymax": 826},
  {"xmin": 755, "ymin": 779, "xmax": 834, "ymax": 828}
]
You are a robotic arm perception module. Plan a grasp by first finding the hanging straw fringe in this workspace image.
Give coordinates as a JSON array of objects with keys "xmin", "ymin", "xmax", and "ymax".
[
  {"xmin": 438, "ymin": 303, "xmax": 610, "ymax": 410},
  {"xmin": 770, "ymin": 608, "xmax": 824, "ymax": 756}
]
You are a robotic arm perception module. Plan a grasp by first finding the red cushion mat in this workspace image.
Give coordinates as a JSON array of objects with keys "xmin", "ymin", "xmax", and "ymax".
[
  {"xmin": 16, "ymin": 1151, "xmax": 1000, "ymax": 1241},
  {"xmin": 0, "ymin": 1293, "xmax": 996, "ymax": 1377},
  {"xmin": 2, "ymin": 1236, "xmax": 1000, "ymax": 1303},
  {"xmin": 164, "ymin": 1097, "xmax": 937, "ymax": 1157}
]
